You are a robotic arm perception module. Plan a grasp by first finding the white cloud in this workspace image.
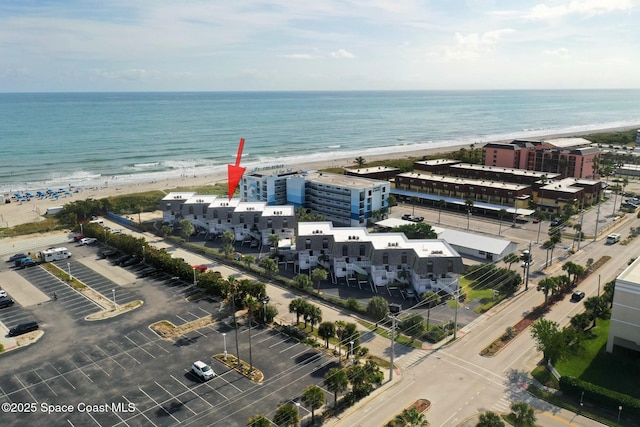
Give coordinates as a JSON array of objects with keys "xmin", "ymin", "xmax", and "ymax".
[
  {"xmin": 543, "ymin": 47, "xmax": 569, "ymax": 57},
  {"xmin": 526, "ymin": 0, "xmax": 634, "ymax": 21},
  {"xmin": 93, "ymin": 68, "xmax": 159, "ymax": 81},
  {"xmin": 281, "ymin": 54, "xmax": 318, "ymax": 60},
  {"xmin": 443, "ymin": 29, "xmax": 515, "ymax": 61},
  {"xmin": 330, "ymin": 49, "xmax": 356, "ymax": 59}
]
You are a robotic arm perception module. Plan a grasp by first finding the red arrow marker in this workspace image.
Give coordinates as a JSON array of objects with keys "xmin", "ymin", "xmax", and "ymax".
[{"xmin": 227, "ymin": 138, "xmax": 246, "ymax": 201}]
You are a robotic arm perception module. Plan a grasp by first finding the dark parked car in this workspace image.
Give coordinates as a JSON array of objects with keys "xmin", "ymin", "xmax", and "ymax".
[
  {"xmin": 571, "ymin": 291, "xmax": 586, "ymax": 302},
  {"xmin": 113, "ymin": 255, "xmax": 132, "ymax": 266},
  {"xmin": 100, "ymin": 248, "xmax": 118, "ymax": 259},
  {"xmin": 550, "ymin": 218, "xmax": 562, "ymax": 227},
  {"xmin": 409, "ymin": 216, "xmax": 424, "ymax": 223},
  {"xmin": 8, "ymin": 253, "xmax": 27, "ymax": 263},
  {"xmin": 0, "ymin": 297, "xmax": 15, "ymax": 308},
  {"xmin": 9, "ymin": 321, "xmax": 39, "ymax": 336},
  {"xmin": 122, "ymin": 257, "xmax": 141, "ymax": 267},
  {"xmin": 401, "ymin": 214, "xmax": 412, "ymax": 220},
  {"xmin": 15, "ymin": 257, "xmax": 36, "ymax": 268}
]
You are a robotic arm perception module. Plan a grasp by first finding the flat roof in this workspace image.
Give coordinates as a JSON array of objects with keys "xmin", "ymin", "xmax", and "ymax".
[
  {"xmin": 414, "ymin": 159, "xmax": 460, "ymax": 166},
  {"xmin": 343, "ymin": 166, "xmax": 400, "ymax": 174},
  {"xmin": 300, "ymin": 171, "xmax": 388, "ymax": 189},
  {"xmin": 162, "ymin": 192, "xmax": 196, "ymax": 201},
  {"xmin": 235, "ymin": 201, "xmax": 267, "ymax": 212},
  {"xmin": 617, "ymin": 256, "xmax": 640, "ymax": 287},
  {"xmin": 298, "ymin": 222, "xmax": 459, "ymax": 257},
  {"xmin": 210, "ymin": 198, "xmax": 241, "ymax": 208},
  {"xmin": 539, "ymin": 177, "xmax": 598, "ymax": 193},
  {"xmin": 543, "ymin": 137, "xmax": 592, "ymax": 148},
  {"xmin": 184, "ymin": 195, "xmax": 218, "ymax": 204},
  {"xmin": 263, "ymin": 205, "xmax": 295, "ymax": 216},
  {"xmin": 397, "ymin": 172, "xmax": 529, "ymax": 192},
  {"xmin": 437, "ymin": 228, "xmax": 514, "ymax": 255},
  {"xmin": 450, "ymin": 163, "xmax": 560, "ymax": 179}
]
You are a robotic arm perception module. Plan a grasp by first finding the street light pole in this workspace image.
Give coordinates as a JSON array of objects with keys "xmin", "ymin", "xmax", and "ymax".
[
  {"xmin": 223, "ymin": 333, "xmax": 227, "ymax": 360},
  {"xmin": 112, "ymin": 289, "xmax": 117, "ymax": 309},
  {"xmin": 67, "ymin": 262, "xmax": 72, "ymax": 281},
  {"xmin": 389, "ymin": 314, "xmax": 396, "ymax": 381},
  {"xmin": 349, "ymin": 341, "xmax": 354, "ymax": 359},
  {"xmin": 192, "ymin": 267, "xmax": 197, "ymax": 287},
  {"xmin": 618, "ymin": 405, "xmax": 622, "ymax": 423}
]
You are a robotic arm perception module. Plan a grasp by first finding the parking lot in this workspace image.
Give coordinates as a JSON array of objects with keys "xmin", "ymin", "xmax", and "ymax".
[
  {"xmin": 0, "ymin": 236, "xmax": 337, "ymax": 427},
  {"xmin": 0, "ymin": 322, "xmax": 336, "ymax": 427}
]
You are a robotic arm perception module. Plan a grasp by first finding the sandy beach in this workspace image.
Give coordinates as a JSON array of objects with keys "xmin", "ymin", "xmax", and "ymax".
[{"xmin": 1, "ymin": 124, "xmax": 638, "ymax": 231}]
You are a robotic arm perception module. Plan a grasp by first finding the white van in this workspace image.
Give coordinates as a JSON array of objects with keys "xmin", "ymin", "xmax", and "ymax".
[
  {"xmin": 89, "ymin": 219, "xmax": 104, "ymax": 226},
  {"xmin": 606, "ymin": 233, "xmax": 621, "ymax": 244},
  {"xmin": 40, "ymin": 247, "xmax": 72, "ymax": 262}
]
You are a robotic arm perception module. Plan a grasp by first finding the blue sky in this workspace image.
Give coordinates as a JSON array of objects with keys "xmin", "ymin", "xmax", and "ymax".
[{"xmin": 0, "ymin": 0, "xmax": 637, "ymax": 92}]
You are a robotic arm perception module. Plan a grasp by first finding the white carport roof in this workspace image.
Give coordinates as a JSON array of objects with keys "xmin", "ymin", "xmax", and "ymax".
[{"xmin": 391, "ymin": 189, "xmax": 535, "ymax": 216}]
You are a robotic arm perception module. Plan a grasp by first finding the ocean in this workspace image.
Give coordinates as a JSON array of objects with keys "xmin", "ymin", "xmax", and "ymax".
[{"xmin": 1, "ymin": 90, "xmax": 640, "ymax": 194}]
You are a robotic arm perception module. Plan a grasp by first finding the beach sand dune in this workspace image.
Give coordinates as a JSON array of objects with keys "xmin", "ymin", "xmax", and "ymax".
[{"xmin": 1, "ymin": 125, "xmax": 637, "ymax": 231}]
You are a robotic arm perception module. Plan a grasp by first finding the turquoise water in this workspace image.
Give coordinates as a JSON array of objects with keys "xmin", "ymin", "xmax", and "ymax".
[{"xmin": 1, "ymin": 90, "xmax": 639, "ymax": 193}]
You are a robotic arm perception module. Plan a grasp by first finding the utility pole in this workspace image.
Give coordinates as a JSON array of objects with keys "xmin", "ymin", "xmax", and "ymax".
[
  {"xmin": 577, "ymin": 210, "xmax": 585, "ymax": 251},
  {"xmin": 389, "ymin": 314, "xmax": 396, "ymax": 381},
  {"xmin": 453, "ymin": 283, "xmax": 460, "ymax": 339},
  {"xmin": 593, "ymin": 197, "xmax": 601, "ymax": 242},
  {"xmin": 525, "ymin": 241, "xmax": 532, "ymax": 291}
]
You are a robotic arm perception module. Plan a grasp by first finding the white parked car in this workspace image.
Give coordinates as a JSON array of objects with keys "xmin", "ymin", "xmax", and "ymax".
[
  {"xmin": 191, "ymin": 361, "xmax": 215, "ymax": 381},
  {"xmin": 80, "ymin": 237, "xmax": 97, "ymax": 245},
  {"xmin": 0, "ymin": 290, "xmax": 7, "ymax": 298}
]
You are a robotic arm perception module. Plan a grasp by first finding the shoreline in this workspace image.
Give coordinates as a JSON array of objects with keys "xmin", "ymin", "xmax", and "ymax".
[{"xmin": 1, "ymin": 124, "xmax": 638, "ymax": 230}]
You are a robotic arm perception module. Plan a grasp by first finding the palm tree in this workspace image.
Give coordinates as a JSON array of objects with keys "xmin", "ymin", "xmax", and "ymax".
[
  {"xmin": 324, "ymin": 368, "xmax": 349, "ymax": 407},
  {"xmin": 288, "ymin": 298, "xmax": 307, "ymax": 325},
  {"xmin": 354, "ymin": 156, "xmax": 365, "ymax": 168},
  {"xmin": 259, "ymin": 257, "xmax": 278, "ymax": 277},
  {"xmin": 311, "ymin": 267, "xmax": 328, "ymax": 294},
  {"xmin": 268, "ymin": 233, "xmax": 281, "ymax": 254},
  {"xmin": 411, "ymin": 196, "xmax": 419, "ymax": 216},
  {"xmin": 304, "ymin": 304, "xmax": 322, "ymax": 331},
  {"xmin": 477, "ymin": 410, "xmax": 505, "ymax": 427},
  {"xmin": 243, "ymin": 254, "xmax": 255, "ymax": 270},
  {"xmin": 497, "ymin": 209, "xmax": 507, "ymax": 235},
  {"xmin": 503, "ymin": 253, "xmax": 519, "ymax": 270},
  {"xmin": 301, "ymin": 385, "xmax": 325, "ymax": 424},
  {"xmin": 394, "ymin": 408, "xmax": 429, "ymax": 427},
  {"xmin": 536, "ymin": 276, "xmax": 559, "ymax": 305},
  {"xmin": 334, "ymin": 320, "xmax": 346, "ymax": 357},
  {"xmin": 465, "ymin": 198, "xmax": 474, "ymax": 230},
  {"xmin": 318, "ymin": 321, "xmax": 335, "ymax": 348},
  {"xmin": 273, "ymin": 403, "xmax": 299, "ymax": 427},
  {"xmin": 294, "ymin": 273, "xmax": 312, "ymax": 290},
  {"xmin": 438, "ymin": 199, "xmax": 446, "ymax": 224},
  {"xmin": 510, "ymin": 401, "xmax": 536, "ymax": 427},
  {"xmin": 247, "ymin": 414, "xmax": 270, "ymax": 427}
]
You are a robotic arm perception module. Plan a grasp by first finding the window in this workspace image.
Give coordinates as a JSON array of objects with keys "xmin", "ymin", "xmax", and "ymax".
[
  {"xmin": 359, "ymin": 245, "xmax": 365, "ymax": 256},
  {"xmin": 382, "ymin": 253, "xmax": 389, "ymax": 264},
  {"xmin": 267, "ymin": 219, "xmax": 273, "ymax": 228},
  {"xmin": 427, "ymin": 261, "xmax": 433, "ymax": 273},
  {"xmin": 447, "ymin": 260, "xmax": 453, "ymax": 272},
  {"xmin": 401, "ymin": 252, "xmax": 407, "ymax": 264},
  {"xmin": 239, "ymin": 214, "xmax": 244, "ymax": 224},
  {"xmin": 322, "ymin": 238, "xmax": 329, "ymax": 249},
  {"xmin": 283, "ymin": 219, "xmax": 288, "ymax": 228},
  {"xmin": 305, "ymin": 239, "xmax": 311, "ymax": 250}
]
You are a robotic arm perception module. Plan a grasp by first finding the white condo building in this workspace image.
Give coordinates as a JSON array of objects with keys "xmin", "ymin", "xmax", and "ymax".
[{"xmin": 607, "ymin": 257, "xmax": 640, "ymax": 353}]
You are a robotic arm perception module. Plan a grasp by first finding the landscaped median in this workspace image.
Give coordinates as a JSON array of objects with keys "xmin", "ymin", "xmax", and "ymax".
[{"xmin": 41, "ymin": 262, "xmax": 143, "ymax": 320}]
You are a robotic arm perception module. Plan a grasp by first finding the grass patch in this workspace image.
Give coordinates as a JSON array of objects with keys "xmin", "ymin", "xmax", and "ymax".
[
  {"xmin": 531, "ymin": 365, "xmax": 559, "ymax": 389},
  {"xmin": 357, "ymin": 319, "xmax": 422, "ymax": 349},
  {"xmin": 555, "ymin": 319, "xmax": 640, "ymax": 399},
  {"xmin": 41, "ymin": 263, "xmax": 87, "ymax": 290},
  {"xmin": 0, "ymin": 217, "xmax": 63, "ymax": 238}
]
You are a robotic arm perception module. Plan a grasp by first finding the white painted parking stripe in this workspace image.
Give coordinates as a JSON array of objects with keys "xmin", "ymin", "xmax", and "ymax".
[
  {"xmin": 120, "ymin": 394, "xmax": 157, "ymax": 427},
  {"xmin": 280, "ymin": 341, "xmax": 301, "ymax": 353},
  {"xmin": 66, "ymin": 355, "xmax": 94, "ymax": 383},
  {"xmin": 93, "ymin": 345, "xmax": 126, "ymax": 371},
  {"xmin": 170, "ymin": 375, "xmax": 215, "ymax": 408},
  {"xmin": 175, "ymin": 314, "xmax": 190, "ymax": 324},
  {"xmin": 137, "ymin": 330, "xmax": 170, "ymax": 354},
  {"xmin": 110, "ymin": 340, "xmax": 141, "ymax": 365},
  {"xmin": 33, "ymin": 370, "xmax": 58, "ymax": 397},
  {"xmin": 14, "ymin": 375, "xmax": 39, "ymax": 403},
  {"xmin": 124, "ymin": 336, "xmax": 155, "ymax": 359},
  {"xmin": 0, "ymin": 384, "xmax": 12, "ymax": 403},
  {"xmin": 85, "ymin": 409, "xmax": 103, "ymax": 426},
  {"xmin": 138, "ymin": 387, "xmax": 181, "ymax": 424},
  {"xmin": 154, "ymin": 381, "xmax": 196, "ymax": 415},
  {"xmin": 80, "ymin": 351, "xmax": 111, "ymax": 377},
  {"xmin": 109, "ymin": 406, "xmax": 130, "ymax": 427},
  {"xmin": 186, "ymin": 311, "xmax": 200, "ymax": 320},
  {"xmin": 47, "ymin": 362, "xmax": 76, "ymax": 390}
]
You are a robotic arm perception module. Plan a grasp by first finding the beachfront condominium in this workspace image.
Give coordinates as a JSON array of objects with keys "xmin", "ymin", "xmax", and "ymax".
[
  {"xmin": 607, "ymin": 256, "xmax": 640, "ymax": 354},
  {"xmin": 296, "ymin": 222, "xmax": 464, "ymax": 296},
  {"xmin": 483, "ymin": 138, "xmax": 600, "ymax": 179},
  {"xmin": 242, "ymin": 170, "xmax": 390, "ymax": 227}
]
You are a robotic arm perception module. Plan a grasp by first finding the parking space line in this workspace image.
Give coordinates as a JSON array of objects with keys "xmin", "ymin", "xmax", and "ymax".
[
  {"xmin": 94, "ymin": 345, "xmax": 126, "ymax": 371},
  {"xmin": 121, "ymin": 394, "xmax": 157, "ymax": 427},
  {"xmin": 124, "ymin": 336, "xmax": 155, "ymax": 359},
  {"xmin": 109, "ymin": 407, "xmax": 129, "ymax": 427},
  {"xmin": 14, "ymin": 375, "xmax": 39, "ymax": 403},
  {"xmin": 193, "ymin": 307, "xmax": 212, "ymax": 317},
  {"xmin": 137, "ymin": 330, "xmax": 170, "ymax": 354},
  {"xmin": 269, "ymin": 338, "xmax": 292, "ymax": 348},
  {"xmin": 80, "ymin": 351, "xmax": 111, "ymax": 377},
  {"xmin": 33, "ymin": 370, "xmax": 58, "ymax": 397},
  {"xmin": 154, "ymin": 381, "xmax": 196, "ymax": 415},
  {"xmin": 66, "ymin": 355, "xmax": 94, "ymax": 383},
  {"xmin": 110, "ymin": 340, "xmax": 141, "ymax": 365},
  {"xmin": 138, "ymin": 387, "xmax": 181, "ymax": 424},
  {"xmin": 0, "ymin": 384, "xmax": 12, "ymax": 403},
  {"xmin": 211, "ymin": 371, "xmax": 242, "ymax": 393},
  {"xmin": 47, "ymin": 362, "xmax": 77, "ymax": 390},
  {"xmin": 175, "ymin": 314, "xmax": 190, "ymax": 324},
  {"xmin": 169, "ymin": 375, "xmax": 214, "ymax": 408},
  {"xmin": 86, "ymin": 409, "xmax": 104, "ymax": 427},
  {"xmin": 280, "ymin": 342, "xmax": 301, "ymax": 353}
]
